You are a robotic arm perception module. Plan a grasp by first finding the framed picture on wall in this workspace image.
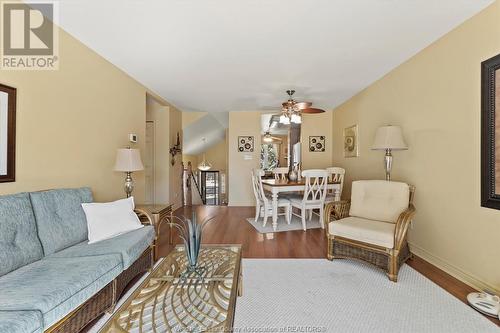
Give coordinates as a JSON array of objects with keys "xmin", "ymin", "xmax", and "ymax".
[
  {"xmin": 343, "ymin": 124, "xmax": 359, "ymax": 158},
  {"xmin": 238, "ymin": 136, "xmax": 254, "ymax": 152},
  {"xmin": 309, "ymin": 136, "xmax": 325, "ymax": 152},
  {"xmin": 0, "ymin": 83, "xmax": 16, "ymax": 183},
  {"xmin": 481, "ymin": 53, "xmax": 500, "ymax": 209}
]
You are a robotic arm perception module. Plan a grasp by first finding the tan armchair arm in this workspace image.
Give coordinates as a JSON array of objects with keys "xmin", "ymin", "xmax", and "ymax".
[
  {"xmin": 394, "ymin": 203, "xmax": 416, "ymax": 251},
  {"xmin": 324, "ymin": 200, "xmax": 351, "ymax": 233}
]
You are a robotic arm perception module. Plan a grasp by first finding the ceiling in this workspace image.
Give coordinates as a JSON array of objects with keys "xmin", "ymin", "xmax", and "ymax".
[
  {"xmin": 183, "ymin": 113, "xmax": 228, "ymax": 155},
  {"xmin": 58, "ymin": 0, "xmax": 493, "ymax": 113}
]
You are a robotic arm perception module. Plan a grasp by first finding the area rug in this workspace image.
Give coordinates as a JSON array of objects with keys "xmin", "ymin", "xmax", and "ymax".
[
  {"xmin": 89, "ymin": 259, "xmax": 497, "ymax": 332},
  {"xmin": 233, "ymin": 259, "xmax": 498, "ymax": 333},
  {"xmin": 245, "ymin": 214, "xmax": 322, "ymax": 233}
]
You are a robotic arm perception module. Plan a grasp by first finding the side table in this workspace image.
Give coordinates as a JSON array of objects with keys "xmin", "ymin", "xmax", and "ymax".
[{"xmin": 135, "ymin": 204, "xmax": 174, "ymax": 257}]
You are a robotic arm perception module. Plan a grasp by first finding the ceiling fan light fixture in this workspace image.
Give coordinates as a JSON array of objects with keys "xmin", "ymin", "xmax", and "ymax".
[
  {"xmin": 279, "ymin": 114, "xmax": 290, "ymax": 124},
  {"xmin": 291, "ymin": 113, "xmax": 301, "ymax": 124},
  {"xmin": 263, "ymin": 133, "xmax": 273, "ymax": 143},
  {"xmin": 279, "ymin": 89, "xmax": 325, "ymax": 120}
]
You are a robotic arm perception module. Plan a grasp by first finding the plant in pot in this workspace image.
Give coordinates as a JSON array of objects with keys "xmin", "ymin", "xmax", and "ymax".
[{"xmin": 170, "ymin": 212, "xmax": 214, "ymax": 279}]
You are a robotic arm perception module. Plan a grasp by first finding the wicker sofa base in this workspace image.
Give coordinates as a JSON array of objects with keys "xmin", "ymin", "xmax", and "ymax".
[
  {"xmin": 46, "ymin": 246, "xmax": 153, "ymax": 333},
  {"xmin": 328, "ymin": 237, "xmax": 411, "ymax": 281}
]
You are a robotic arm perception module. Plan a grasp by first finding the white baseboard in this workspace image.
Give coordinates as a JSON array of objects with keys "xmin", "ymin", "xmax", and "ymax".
[{"xmin": 409, "ymin": 243, "xmax": 499, "ymax": 295}]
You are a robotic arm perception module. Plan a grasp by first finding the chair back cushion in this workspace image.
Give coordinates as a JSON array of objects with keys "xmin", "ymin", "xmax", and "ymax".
[
  {"xmin": 349, "ymin": 180, "xmax": 409, "ymax": 223},
  {"xmin": 29, "ymin": 188, "xmax": 93, "ymax": 255},
  {"xmin": 0, "ymin": 193, "xmax": 44, "ymax": 276}
]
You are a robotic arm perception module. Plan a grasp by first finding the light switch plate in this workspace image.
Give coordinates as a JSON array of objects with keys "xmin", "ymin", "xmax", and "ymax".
[{"xmin": 129, "ymin": 134, "xmax": 138, "ymax": 143}]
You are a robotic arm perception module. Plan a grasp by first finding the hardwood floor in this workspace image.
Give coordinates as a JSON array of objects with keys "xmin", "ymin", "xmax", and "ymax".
[{"xmin": 156, "ymin": 205, "xmax": 499, "ymax": 326}]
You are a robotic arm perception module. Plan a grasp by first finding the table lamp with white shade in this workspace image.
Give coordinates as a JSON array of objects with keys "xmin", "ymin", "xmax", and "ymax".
[
  {"xmin": 114, "ymin": 147, "xmax": 144, "ymax": 197},
  {"xmin": 372, "ymin": 125, "xmax": 408, "ymax": 181}
]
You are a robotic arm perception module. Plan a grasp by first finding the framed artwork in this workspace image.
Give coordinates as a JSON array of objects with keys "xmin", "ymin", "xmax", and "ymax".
[
  {"xmin": 0, "ymin": 83, "xmax": 16, "ymax": 183},
  {"xmin": 309, "ymin": 136, "xmax": 325, "ymax": 152},
  {"xmin": 238, "ymin": 136, "xmax": 254, "ymax": 152},
  {"xmin": 481, "ymin": 53, "xmax": 500, "ymax": 209},
  {"xmin": 343, "ymin": 125, "xmax": 359, "ymax": 158}
]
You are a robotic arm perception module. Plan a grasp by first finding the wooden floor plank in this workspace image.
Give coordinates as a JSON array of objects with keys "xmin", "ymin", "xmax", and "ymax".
[{"xmin": 156, "ymin": 205, "xmax": 499, "ymax": 326}]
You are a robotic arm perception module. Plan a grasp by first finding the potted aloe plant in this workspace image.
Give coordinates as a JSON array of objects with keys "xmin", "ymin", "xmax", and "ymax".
[{"xmin": 170, "ymin": 212, "xmax": 214, "ymax": 277}]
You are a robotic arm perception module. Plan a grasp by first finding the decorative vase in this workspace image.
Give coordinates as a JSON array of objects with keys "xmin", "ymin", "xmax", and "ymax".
[{"xmin": 288, "ymin": 166, "xmax": 298, "ymax": 182}]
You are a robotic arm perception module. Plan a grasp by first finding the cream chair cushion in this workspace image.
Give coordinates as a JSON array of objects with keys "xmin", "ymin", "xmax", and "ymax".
[
  {"xmin": 328, "ymin": 216, "xmax": 395, "ymax": 248},
  {"xmin": 349, "ymin": 180, "xmax": 409, "ymax": 223}
]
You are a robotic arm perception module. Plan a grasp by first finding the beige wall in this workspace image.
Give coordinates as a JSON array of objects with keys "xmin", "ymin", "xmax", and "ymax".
[
  {"xmin": 301, "ymin": 111, "xmax": 334, "ymax": 169},
  {"xmin": 0, "ymin": 24, "xmax": 183, "ymax": 207},
  {"xmin": 332, "ymin": 2, "xmax": 500, "ymax": 293},
  {"xmin": 146, "ymin": 97, "xmax": 170, "ymax": 205},
  {"xmin": 182, "ymin": 111, "xmax": 207, "ymax": 128},
  {"xmin": 228, "ymin": 111, "xmax": 262, "ymax": 206},
  {"xmin": 0, "ymin": 26, "xmax": 151, "ymax": 202},
  {"xmin": 228, "ymin": 111, "xmax": 334, "ymax": 206},
  {"xmin": 182, "ymin": 155, "xmax": 198, "ymax": 168},
  {"xmin": 197, "ymin": 137, "xmax": 228, "ymax": 172}
]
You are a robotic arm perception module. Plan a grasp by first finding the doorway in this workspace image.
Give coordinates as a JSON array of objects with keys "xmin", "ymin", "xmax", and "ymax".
[{"xmin": 201, "ymin": 171, "xmax": 220, "ymax": 205}]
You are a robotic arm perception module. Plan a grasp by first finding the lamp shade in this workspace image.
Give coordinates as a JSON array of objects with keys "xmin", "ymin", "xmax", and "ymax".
[
  {"xmin": 372, "ymin": 126, "xmax": 408, "ymax": 150},
  {"xmin": 114, "ymin": 148, "xmax": 144, "ymax": 172}
]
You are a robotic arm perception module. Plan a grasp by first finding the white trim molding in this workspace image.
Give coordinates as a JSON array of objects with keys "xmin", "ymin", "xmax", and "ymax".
[{"xmin": 409, "ymin": 243, "xmax": 499, "ymax": 295}]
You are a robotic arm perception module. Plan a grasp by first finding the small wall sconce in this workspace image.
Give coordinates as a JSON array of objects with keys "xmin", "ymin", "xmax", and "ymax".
[{"xmin": 169, "ymin": 132, "xmax": 182, "ymax": 165}]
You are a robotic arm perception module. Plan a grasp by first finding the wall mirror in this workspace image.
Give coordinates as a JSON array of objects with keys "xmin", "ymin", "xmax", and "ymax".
[
  {"xmin": 0, "ymin": 84, "xmax": 16, "ymax": 183},
  {"xmin": 481, "ymin": 53, "xmax": 500, "ymax": 209},
  {"xmin": 260, "ymin": 113, "xmax": 301, "ymax": 173}
]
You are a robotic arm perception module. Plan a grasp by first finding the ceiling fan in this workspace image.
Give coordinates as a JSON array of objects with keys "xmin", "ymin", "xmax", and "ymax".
[
  {"xmin": 280, "ymin": 89, "xmax": 325, "ymax": 124},
  {"xmin": 263, "ymin": 118, "xmax": 283, "ymax": 143}
]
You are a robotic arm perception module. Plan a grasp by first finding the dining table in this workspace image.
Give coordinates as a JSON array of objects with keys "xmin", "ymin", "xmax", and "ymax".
[{"xmin": 261, "ymin": 178, "xmax": 341, "ymax": 231}]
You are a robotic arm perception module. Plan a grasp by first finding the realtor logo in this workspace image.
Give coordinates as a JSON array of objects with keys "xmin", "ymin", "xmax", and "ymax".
[{"xmin": 1, "ymin": 1, "xmax": 59, "ymax": 70}]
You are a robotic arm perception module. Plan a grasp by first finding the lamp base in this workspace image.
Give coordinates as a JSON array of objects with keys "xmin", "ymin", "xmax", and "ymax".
[
  {"xmin": 124, "ymin": 172, "xmax": 134, "ymax": 198},
  {"xmin": 384, "ymin": 149, "xmax": 393, "ymax": 181}
]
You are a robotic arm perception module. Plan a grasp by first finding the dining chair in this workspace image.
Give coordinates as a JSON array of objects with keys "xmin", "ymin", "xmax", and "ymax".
[
  {"xmin": 289, "ymin": 169, "xmax": 329, "ymax": 231},
  {"xmin": 251, "ymin": 169, "xmax": 292, "ymax": 227},
  {"xmin": 273, "ymin": 167, "xmax": 289, "ymax": 181},
  {"xmin": 325, "ymin": 167, "xmax": 345, "ymax": 202}
]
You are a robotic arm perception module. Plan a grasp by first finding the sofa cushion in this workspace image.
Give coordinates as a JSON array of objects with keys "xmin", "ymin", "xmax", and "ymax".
[
  {"xmin": 0, "ymin": 310, "xmax": 43, "ymax": 333},
  {"xmin": 0, "ymin": 193, "xmax": 44, "ymax": 276},
  {"xmin": 50, "ymin": 225, "xmax": 155, "ymax": 269},
  {"xmin": 328, "ymin": 216, "xmax": 395, "ymax": 248},
  {"xmin": 0, "ymin": 255, "xmax": 122, "ymax": 329},
  {"xmin": 349, "ymin": 180, "xmax": 409, "ymax": 223},
  {"xmin": 29, "ymin": 188, "xmax": 93, "ymax": 255}
]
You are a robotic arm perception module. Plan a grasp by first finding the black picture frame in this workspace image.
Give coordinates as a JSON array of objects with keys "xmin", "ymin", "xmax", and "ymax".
[
  {"xmin": 0, "ymin": 83, "xmax": 16, "ymax": 183},
  {"xmin": 481, "ymin": 53, "xmax": 500, "ymax": 209}
]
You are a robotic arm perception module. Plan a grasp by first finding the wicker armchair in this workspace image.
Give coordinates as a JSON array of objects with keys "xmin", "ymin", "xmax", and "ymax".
[{"xmin": 324, "ymin": 180, "xmax": 416, "ymax": 282}]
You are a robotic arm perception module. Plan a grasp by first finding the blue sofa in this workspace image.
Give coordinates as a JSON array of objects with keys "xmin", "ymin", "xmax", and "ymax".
[{"xmin": 0, "ymin": 188, "xmax": 156, "ymax": 333}]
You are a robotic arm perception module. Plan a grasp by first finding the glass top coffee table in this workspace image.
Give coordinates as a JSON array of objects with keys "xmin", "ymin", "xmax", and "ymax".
[{"xmin": 100, "ymin": 245, "xmax": 242, "ymax": 333}]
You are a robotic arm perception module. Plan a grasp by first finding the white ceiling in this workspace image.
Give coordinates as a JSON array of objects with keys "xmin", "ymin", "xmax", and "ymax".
[
  {"xmin": 58, "ymin": 0, "xmax": 493, "ymax": 113},
  {"xmin": 183, "ymin": 113, "xmax": 228, "ymax": 155}
]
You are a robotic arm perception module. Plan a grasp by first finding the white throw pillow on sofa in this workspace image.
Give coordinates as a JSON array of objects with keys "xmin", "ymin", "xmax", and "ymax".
[{"xmin": 82, "ymin": 197, "xmax": 143, "ymax": 244}]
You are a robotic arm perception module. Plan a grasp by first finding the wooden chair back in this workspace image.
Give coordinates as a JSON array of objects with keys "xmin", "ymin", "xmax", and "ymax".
[
  {"xmin": 273, "ymin": 167, "xmax": 289, "ymax": 181},
  {"xmin": 301, "ymin": 169, "xmax": 328, "ymax": 204},
  {"xmin": 326, "ymin": 167, "xmax": 345, "ymax": 199},
  {"xmin": 251, "ymin": 169, "xmax": 267, "ymax": 204}
]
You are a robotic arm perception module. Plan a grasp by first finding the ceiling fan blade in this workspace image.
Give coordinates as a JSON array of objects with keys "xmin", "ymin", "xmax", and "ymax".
[
  {"xmin": 301, "ymin": 107, "xmax": 326, "ymax": 114},
  {"xmin": 295, "ymin": 101, "xmax": 312, "ymax": 109}
]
